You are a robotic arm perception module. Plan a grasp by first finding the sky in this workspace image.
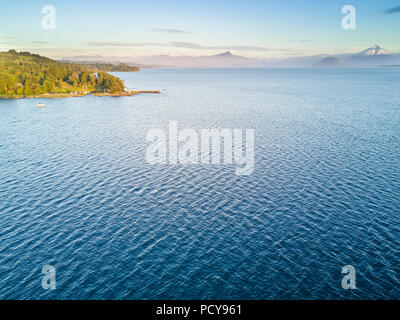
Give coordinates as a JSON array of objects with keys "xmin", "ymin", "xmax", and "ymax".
[{"xmin": 0, "ymin": 0, "xmax": 399, "ymax": 58}]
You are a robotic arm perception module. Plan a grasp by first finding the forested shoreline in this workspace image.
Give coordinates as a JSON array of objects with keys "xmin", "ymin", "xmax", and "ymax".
[{"xmin": 0, "ymin": 50, "xmax": 132, "ymax": 98}]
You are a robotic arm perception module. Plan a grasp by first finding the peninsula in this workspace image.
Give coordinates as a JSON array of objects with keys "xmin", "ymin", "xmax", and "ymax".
[{"xmin": 0, "ymin": 50, "xmax": 158, "ymax": 99}]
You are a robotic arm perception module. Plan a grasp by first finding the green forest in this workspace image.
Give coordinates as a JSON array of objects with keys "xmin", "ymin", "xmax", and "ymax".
[
  {"xmin": 62, "ymin": 61, "xmax": 140, "ymax": 72},
  {"xmin": 0, "ymin": 50, "xmax": 128, "ymax": 97}
]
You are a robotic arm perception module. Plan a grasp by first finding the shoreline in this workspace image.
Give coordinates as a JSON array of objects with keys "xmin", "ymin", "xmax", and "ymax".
[{"xmin": 0, "ymin": 90, "xmax": 161, "ymax": 100}]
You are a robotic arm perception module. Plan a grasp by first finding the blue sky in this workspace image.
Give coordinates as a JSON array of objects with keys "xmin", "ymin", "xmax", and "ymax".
[{"xmin": 0, "ymin": 0, "xmax": 399, "ymax": 58}]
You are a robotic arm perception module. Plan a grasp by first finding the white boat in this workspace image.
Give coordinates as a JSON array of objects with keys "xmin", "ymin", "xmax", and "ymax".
[{"xmin": 37, "ymin": 103, "xmax": 46, "ymax": 108}]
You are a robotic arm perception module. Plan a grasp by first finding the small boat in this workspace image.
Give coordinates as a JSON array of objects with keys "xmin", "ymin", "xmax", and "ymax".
[{"xmin": 37, "ymin": 103, "xmax": 46, "ymax": 108}]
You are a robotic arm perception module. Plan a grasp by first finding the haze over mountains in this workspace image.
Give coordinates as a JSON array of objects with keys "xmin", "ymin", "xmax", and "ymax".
[
  {"xmin": 331, "ymin": 44, "xmax": 399, "ymax": 67},
  {"xmin": 312, "ymin": 44, "xmax": 399, "ymax": 68},
  {"xmin": 62, "ymin": 45, "xmax": 400, "ymax": 68},
  {"xmin": 61, "ymin": 51, "xmax": 265, "ymax": 68},
  {"xmin": 313, "ymin": 56, "xmax": 347, "ymax": 68}
]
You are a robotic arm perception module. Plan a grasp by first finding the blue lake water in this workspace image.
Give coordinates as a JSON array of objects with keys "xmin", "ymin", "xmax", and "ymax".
[{"xmin": 0, "ymin": 68, "xmax": 399, "ymax": 299}]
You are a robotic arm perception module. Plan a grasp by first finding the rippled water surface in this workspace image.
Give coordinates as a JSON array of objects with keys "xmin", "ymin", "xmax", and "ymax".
[{"xmin": 0, "ymin": 68, "xmax": 399, "ymax": 299}]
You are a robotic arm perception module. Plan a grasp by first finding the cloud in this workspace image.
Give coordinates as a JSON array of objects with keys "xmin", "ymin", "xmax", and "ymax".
[
  {"xmin": 170, "ymin": 41, "xmax": 302, "ymax": 53},
  {"xmin": 289, "ymin": 39, "xmax": 312, "ymax": 42},
  {"xmin": 87, "ymin": 42, "xmax": 168, "ymax": 47},
  {"xmin": 104, "ymin": 31, "xmax": 120, "ymax": 35},
  {"xmin": 86, "ymin": 41, "xmax": 303, "ymax": 53},
  {"xmin": 170, "ymin": 42, "xmax": 268, "ymax": 51},
  {"xmin": 32, "ymin": 41, "xmax": 49, "ymax": 44},
  {"xmin": 151, "ymin": 28, "xmax": 189, "ymax": 34},
  {"xmin": 384, "ymin": 5, "xmax": 400, "ymax": 14},
  {"xmin": 1, "ymin": 37, "xmax": 49, "ymax": 45}
]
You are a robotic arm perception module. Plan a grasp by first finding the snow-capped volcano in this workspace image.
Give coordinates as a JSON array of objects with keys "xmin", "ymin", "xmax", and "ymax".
[{"xmin": 358, "ymin": 44, "xmax": 391, "ymax": 56}]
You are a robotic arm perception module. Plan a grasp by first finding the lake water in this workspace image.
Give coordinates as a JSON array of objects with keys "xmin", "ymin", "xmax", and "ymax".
[{"xmin": 0, "ymin": 68, "xmax": 399, "ymax": 299}]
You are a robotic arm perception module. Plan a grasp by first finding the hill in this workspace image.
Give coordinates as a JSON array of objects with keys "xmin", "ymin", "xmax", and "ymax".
[
  {"xmin": 58, "ymin": 60, "xmax": 140, "ymax": 72},
  {"xmin": 313, "ymin": 56, "xmax": 346, "ymax": 67},
  {"xmin": 0, "ymin": 50, "xmax": 126, "ymax": 98}
]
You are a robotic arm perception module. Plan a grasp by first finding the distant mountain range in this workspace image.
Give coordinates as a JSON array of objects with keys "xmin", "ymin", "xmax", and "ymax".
[
  {"xmin": 61, "ymin": 44, "xmax": 400, "ymax": 68},
  {"xmin": 278, "ymin": 44, "xmax": 400, "ymax": 67},
  {"xmin": 335, "ymin": 44, "xmax": 399, "ymax": 67},
  {"xmin": 61, "ymin": 51, "xmax": 265, "ymax": 68},
  {"xmin": 312, "ymin": 44, "xmax": 399, "ymax": 68},
  {"xmin": 137, "ymin": 51, "xmax": 266, "ymax": 68},
  {"xmin": 358, "ymin": 44, "xmax": 391, "ymax": 56}
]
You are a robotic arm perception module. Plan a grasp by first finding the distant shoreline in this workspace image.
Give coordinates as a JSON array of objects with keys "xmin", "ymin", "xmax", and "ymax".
[{"xmin": 378, "ymin": 65, "xmax": 400, "ymax": 68}]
